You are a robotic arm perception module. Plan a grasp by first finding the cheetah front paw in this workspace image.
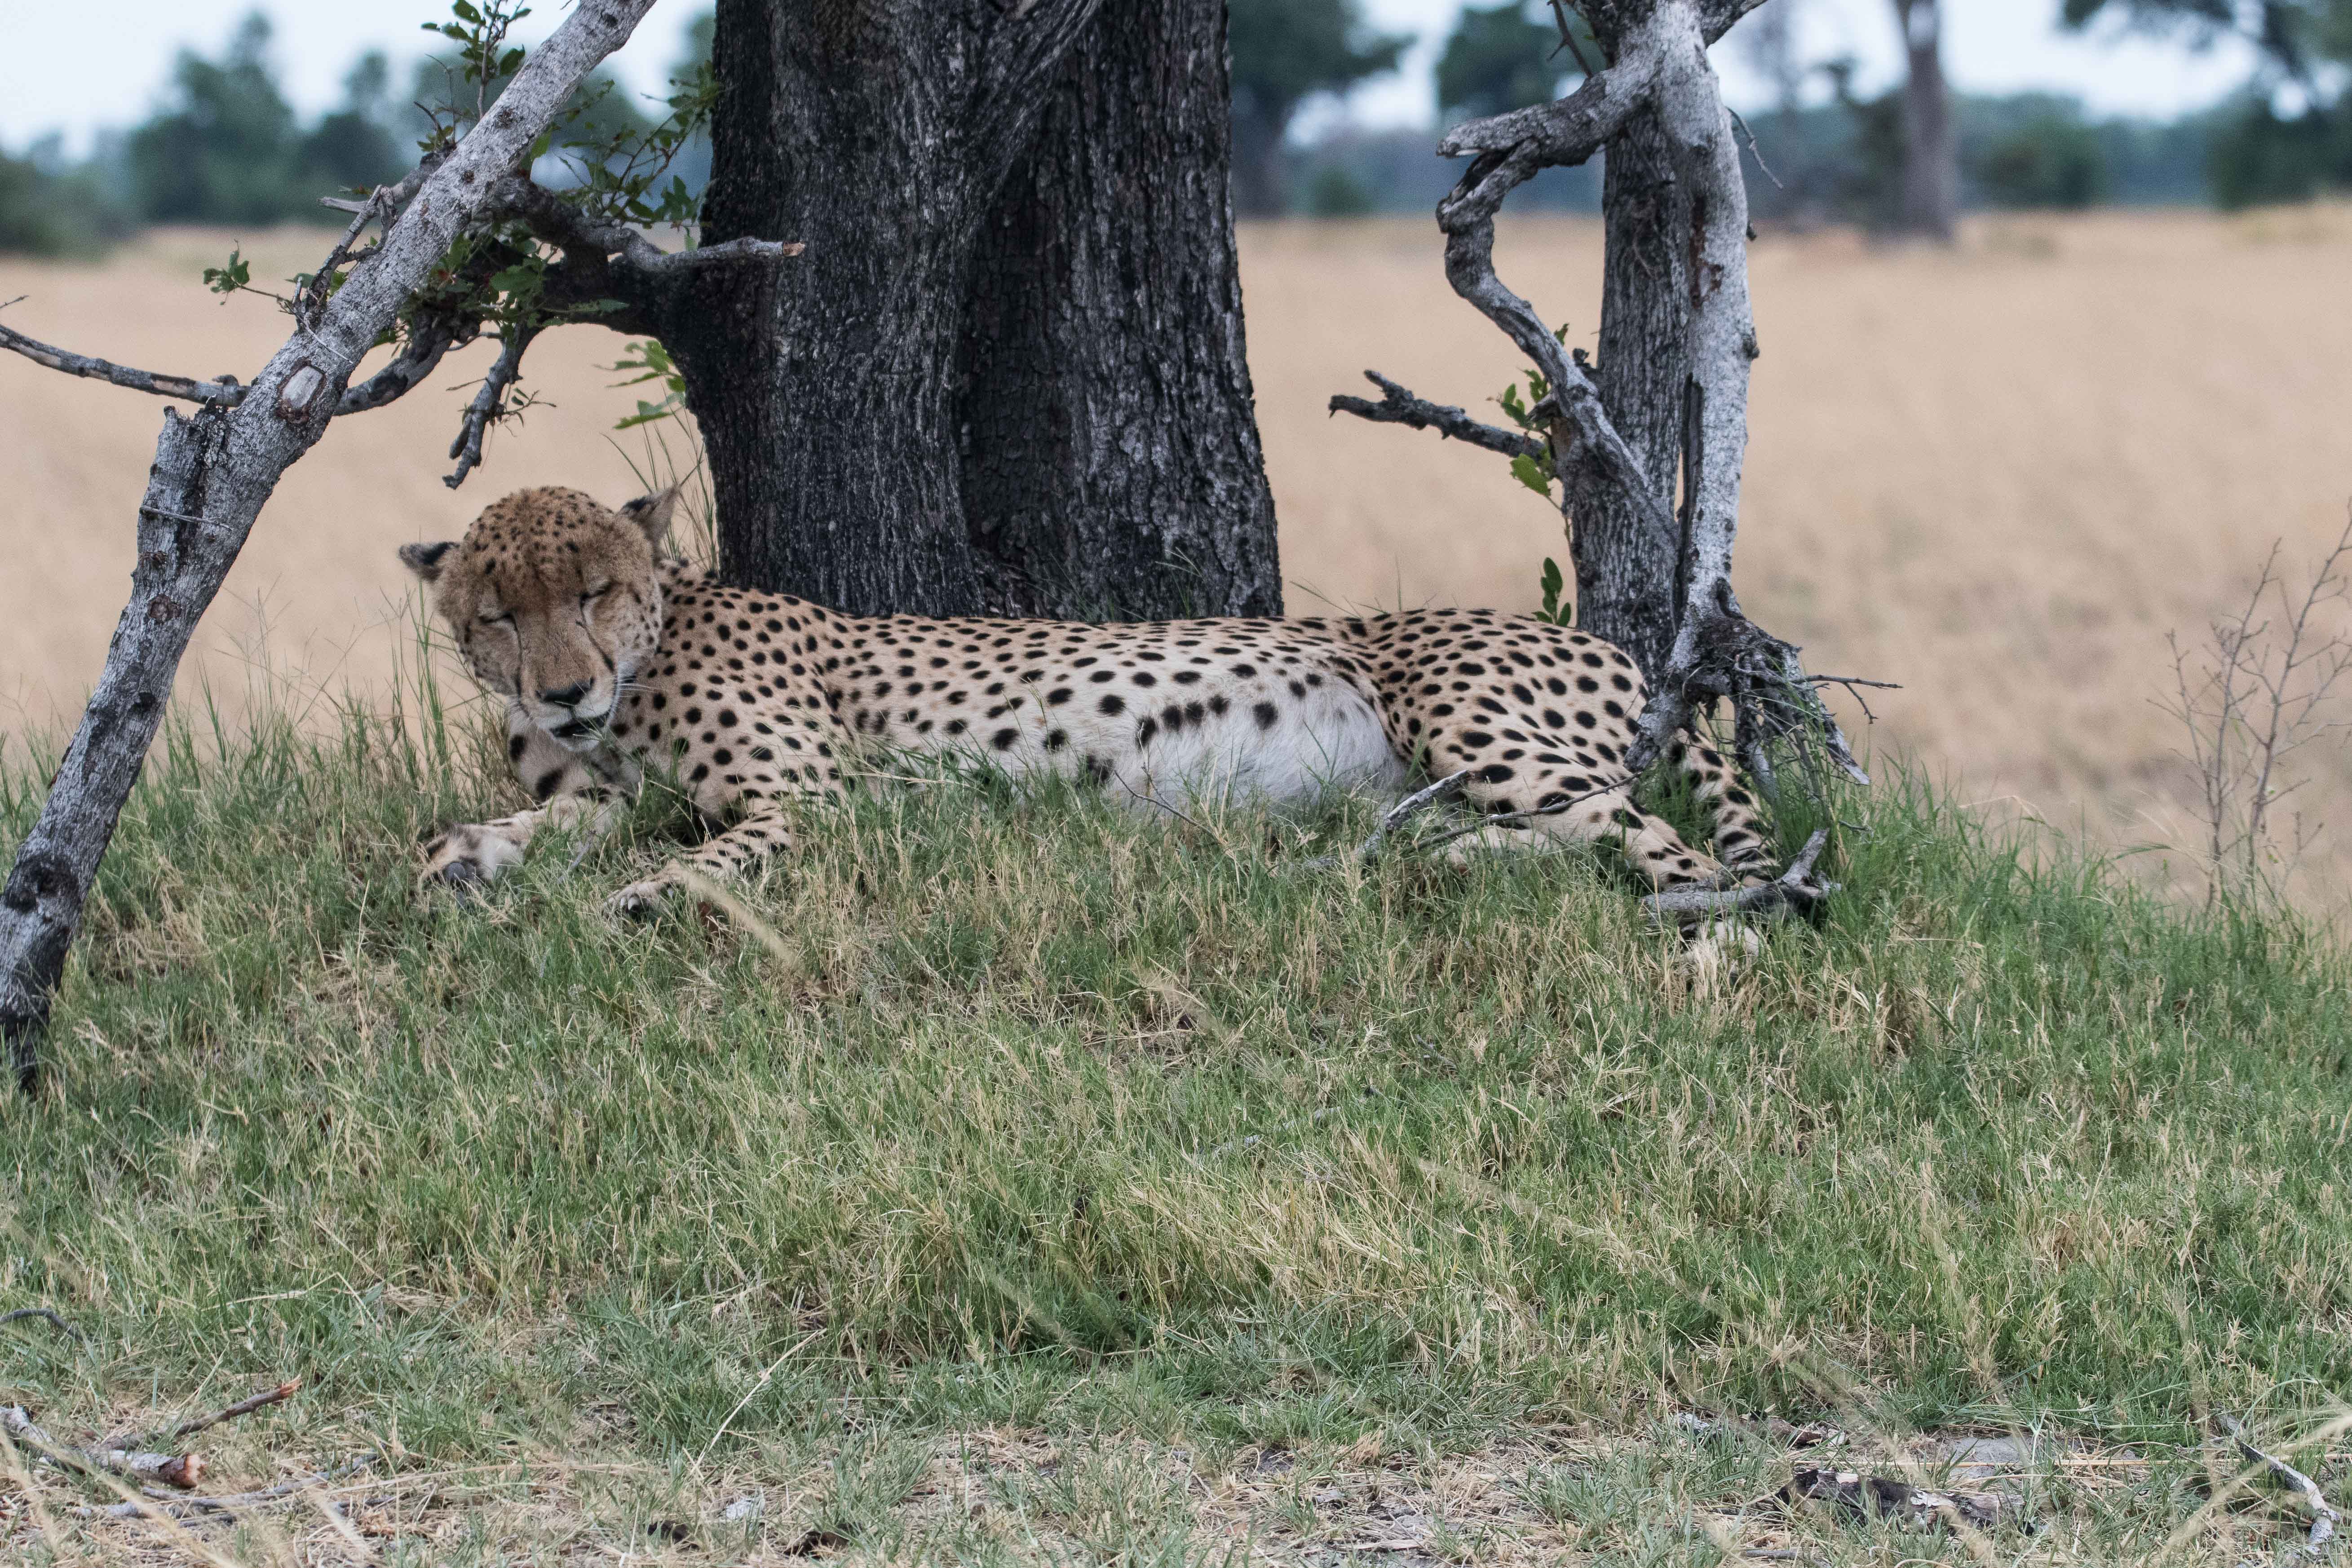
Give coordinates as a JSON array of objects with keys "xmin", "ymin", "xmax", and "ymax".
[
  {"xmin": 420, "ymin": 824, "xmax": 525, "ymax": 898},
  {"xmin": 603, "ymin": 869, "xmax": 686, "ymax": 920}
]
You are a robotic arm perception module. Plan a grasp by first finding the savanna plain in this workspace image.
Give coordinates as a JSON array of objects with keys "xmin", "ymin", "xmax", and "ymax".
[{"xmin": 3, "ymin": 212, "xmax": 2352, "ymax": 1564}]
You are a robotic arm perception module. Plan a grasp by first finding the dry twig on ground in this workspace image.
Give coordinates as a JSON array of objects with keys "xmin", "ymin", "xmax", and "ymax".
[{"xmin": 2222, "ymin": 1415, "xmax": 2340, "ymax": 1559}]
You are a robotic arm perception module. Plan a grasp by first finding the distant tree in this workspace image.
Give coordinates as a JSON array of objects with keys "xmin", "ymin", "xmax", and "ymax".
[
  {"xmin": 127, "ymin": 13, "xmax": 306, "ymax": 224},
  {"xmin": 1976, "ymin": 107, "xmax": 2109, "ymax": 207},
  {"xmin": 127, "ymin": 14, "xmax": 406, "ymax": 225},
  {"xmin": 1890, "ymin": 0, "xmax": 1957, "ymax": 238},
  {"xmin": 2064, "ymin": 0, "xmax": 2352, "ymax": 205},
  {"xmin": 1434, "ymin": 2, "xmax": 1591, "ymax": 123},
  {"xmin": 301, "ymin": 53, "xmax": 407, "ymax": 195},
  {"xmin": 1227, "ymin": 0, "xmax": 1409, "ymax": 215}
]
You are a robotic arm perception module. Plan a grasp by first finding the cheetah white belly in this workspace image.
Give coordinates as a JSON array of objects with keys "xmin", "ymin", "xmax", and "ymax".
[{"xmin": 1111, "ymin": 677, "xmax": 1409, "ymax": 812}]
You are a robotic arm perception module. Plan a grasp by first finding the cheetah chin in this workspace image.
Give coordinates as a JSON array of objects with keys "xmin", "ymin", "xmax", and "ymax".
[{"xmin": 403, "ymin": 486, "xmax": 1776, "ymax": 914}]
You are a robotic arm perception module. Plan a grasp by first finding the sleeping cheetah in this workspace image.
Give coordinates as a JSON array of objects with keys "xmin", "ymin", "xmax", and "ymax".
[{"xmin": 402, "ymin": 486, "xmax": 1774, "ymax": 913}]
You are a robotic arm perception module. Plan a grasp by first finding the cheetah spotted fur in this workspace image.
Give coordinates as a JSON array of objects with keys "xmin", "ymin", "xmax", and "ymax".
[{"xmin": 401, "ymin": 486, "xmax": 1775, "ymax": 913}]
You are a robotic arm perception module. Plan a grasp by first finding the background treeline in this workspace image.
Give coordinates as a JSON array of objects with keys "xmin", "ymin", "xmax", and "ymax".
[
  {"xmin": 3, "ymin": 1, "xmax": 2348, "ymax": 256},
  {"xmin": 0, "ymin": 11, "xmax": 701, "ymax": 256}
]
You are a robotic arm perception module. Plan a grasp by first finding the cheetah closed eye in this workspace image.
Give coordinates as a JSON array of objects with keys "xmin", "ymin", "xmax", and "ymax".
[{"xmin": 402, "ymin": 486, "xmax": 1775, "ymax": 914}]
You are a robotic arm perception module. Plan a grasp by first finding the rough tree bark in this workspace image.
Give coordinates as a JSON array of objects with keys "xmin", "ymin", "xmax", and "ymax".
[
  {"xmin": 671, "ymin": 0, "xmax": 1283, "ymax": 620},
  {"xmin": 0, "ymin": 0, "xmax": 683, "ymax": 1094},
  {"xmin": 958, "ymin": 0, "xmax": 1283, "ymax": 619},
  {"xmin": 1572, "ymin": 109, "xmax": 1691, "ymax": 683},
  {"xmin": 1893, "ymin": 0, "xmax": 1957, "ymax": 240},
  {"xmin": 1333, "ymin": 0, "xmax": 1863, "ymax": 804}
]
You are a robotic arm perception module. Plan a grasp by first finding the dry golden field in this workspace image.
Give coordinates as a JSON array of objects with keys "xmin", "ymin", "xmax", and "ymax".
[{"xmin": 4, "ymin": 210, "xmax": 2351, "ymax": 900}]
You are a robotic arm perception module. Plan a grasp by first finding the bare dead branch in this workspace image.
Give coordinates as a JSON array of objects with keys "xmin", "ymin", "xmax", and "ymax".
[
  {"xmin": 168, "ymin": 1380, "xmax": 299, "ymax": 1444},
  {"xmin": 1, "ymin": 299, "xmax": 469, "ymax": 419},
  {"xmin": 84, "ymin": 1460, "xmax": 370, "ymax": 1521},
  {"xmin": 0, "ymin": 307, "xmax": 241, "ymax": 405},
  {"xmin": 0, "ymin": 1307, "xmax": 84, "ymax": 1340},
  {"xmin": 1640, "ymin": 826, "xmax": 1834, "ymax": 924},
  {"xmin": 445, "ymin": 328, "xmax": 536, "ymax": 489},
  {"xmin": 2222, "ymin": 1415, "xmax": 2339, "ymax": 1558},
  {"xmin": 489, "ymin": 176, "xmax": 804, "ymax": 279},
  {"xmin": 3, "ymin": 1405, "xmax": 205, "ymax": 1490},
  {"xmin": 1328, "ymin": 371, "xmax": 1545, "ymax": 460}
]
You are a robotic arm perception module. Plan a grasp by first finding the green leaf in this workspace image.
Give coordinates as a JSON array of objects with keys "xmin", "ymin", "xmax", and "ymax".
[
  {"xmin": 1509, "ymin": 453, "xmax": 1552, "ymax": 497},
  {"xmin": 451, "ymin": 0, "xmax": 483, "ymax": 22},
  {"xmin": 201, "ymin": 248, "xmax": 251, "ymax": 296}
]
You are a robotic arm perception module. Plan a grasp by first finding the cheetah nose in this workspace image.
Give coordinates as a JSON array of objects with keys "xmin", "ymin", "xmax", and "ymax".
[{"xmin": 539, "ymin": 679, "xmax": 593, "ymax": 709}]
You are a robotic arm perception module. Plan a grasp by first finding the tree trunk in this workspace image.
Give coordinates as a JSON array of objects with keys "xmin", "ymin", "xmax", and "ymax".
[
  {"xmin": 1562, "ymin": 109, "xmax": 1690, "ymax": 685},
  {"xmin": 0, "ymin": 0, "xmax": 665, "ymax": 1093},
  {"xmin": 674, "ymin": 0, "xmax": 1283, "ymax": 623},
  {"xmin": 958, "ymin": 0, "xmax": 1283, "ymax": 620},
  {"xmin": 1894, "ymin": 0, "xmax": 1956, "ymax": 240}
]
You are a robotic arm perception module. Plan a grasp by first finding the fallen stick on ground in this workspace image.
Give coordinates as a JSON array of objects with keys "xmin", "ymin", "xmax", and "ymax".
[
  {"xmin": 3, "ymin": 1405, "xmax": 203, "ymax": 1489},
  {"xmin": 1778, "ymin": 1465, "xmax": 2006, "ymax": 1531},
  {"xmin": 82, "ymin": 1461, "xmax": 371, "ymax": 1521},
  {"xmin": 169, "ymin": 1379, "xmax": 301, "ymax": 1443},
  {"xmin": 2223, "ymin": 1415, "xmax": 2339, "ymax": 1558},
  {"xmin": 0, "ymin": 1307, "xmax": 83, "ymax": 1340}
]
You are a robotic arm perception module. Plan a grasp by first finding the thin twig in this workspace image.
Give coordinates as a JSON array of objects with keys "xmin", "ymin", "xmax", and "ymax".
[
  {"xmin": 1327, "ymin": 371, "xmax": 1545, "ymax": 461},
  {"xmin": 0, "ymin": 1307, "xmax": 84, "ymax": 1340},
  {"xmin": 1729, "ymin": 108, "xmax": 1784, "ymax": 190},
  {"xmin": 2222, "ymin": 1415, "xmax": 2340, "ymax": 1558},
  {"xmin": 1295, "ymin": 769, "xmax": 1475, "ymax": 870},
  {"xmin": 168, "ymin": 1379, "xmax": 300, "ymax": 1444},
  {"xmin": 445, "ymin": 328, "xmax": 536, "ymax": 489}
]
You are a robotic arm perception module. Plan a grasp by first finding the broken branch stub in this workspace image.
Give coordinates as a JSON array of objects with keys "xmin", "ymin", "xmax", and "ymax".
[{"xmin": 0, "ymin": 0, "xmax": 667, "ymax": 1097}]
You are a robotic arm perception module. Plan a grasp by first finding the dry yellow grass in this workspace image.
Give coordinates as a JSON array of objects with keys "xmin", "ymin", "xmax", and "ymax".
[{"xmin": 5, "ymin": 209, "xmax": 2351, "ymax": 897}]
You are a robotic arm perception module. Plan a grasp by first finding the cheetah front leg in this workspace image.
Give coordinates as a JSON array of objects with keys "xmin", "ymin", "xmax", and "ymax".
[
  {"xmin": 603, "ymin": 804, "xmax": 803, "ymax": 917},
  {"xmin": 421, "ymin": 711, "xmax": 633, "ymax": 893}
]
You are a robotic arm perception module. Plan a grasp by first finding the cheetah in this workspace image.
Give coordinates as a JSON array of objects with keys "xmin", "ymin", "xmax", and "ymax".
[{"xmin": 401, "ymin": 486, "xmax": 1774, "ymax": 913}]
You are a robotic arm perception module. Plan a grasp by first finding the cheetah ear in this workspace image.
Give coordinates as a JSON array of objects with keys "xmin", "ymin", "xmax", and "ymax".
[
  {"xmin": 399, "ymin": 540, "xmax": 458, "ymax": 583},
  {"xmin": 619, "ymin": 486, "xmax": 681, "ymax": 548}
]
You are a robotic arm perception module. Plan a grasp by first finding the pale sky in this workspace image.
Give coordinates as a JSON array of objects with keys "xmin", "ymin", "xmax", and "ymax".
[{"xmin": 1, "ymin": 0, "xmax": 2268, "ymax": 158}]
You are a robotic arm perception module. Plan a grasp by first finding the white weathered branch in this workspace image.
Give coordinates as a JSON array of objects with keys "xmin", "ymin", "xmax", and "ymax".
[
  {"xmin": 1, "ymin": 0, "xmax": 664, "ymax": 1095},
  {"xmin": 4, "ymin": 1405, "xmax": 204, "ymax": 1489}
]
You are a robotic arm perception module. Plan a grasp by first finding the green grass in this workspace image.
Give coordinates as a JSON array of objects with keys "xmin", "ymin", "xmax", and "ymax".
[{"xmin": 3, "ymin": 693, "xmax": 2350, "ymax": 1564}]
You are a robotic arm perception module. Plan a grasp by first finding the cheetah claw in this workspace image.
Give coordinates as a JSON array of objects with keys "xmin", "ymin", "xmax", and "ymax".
[{"xmin": 603, "ymin": 875, "xmax": 683, "ymax": 920}]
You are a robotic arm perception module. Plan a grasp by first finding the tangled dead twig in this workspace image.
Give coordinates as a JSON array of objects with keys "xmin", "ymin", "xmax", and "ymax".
[{"xmin": 2222, "ymin": 1415, "xmax": 2339, "ymax": 1559}]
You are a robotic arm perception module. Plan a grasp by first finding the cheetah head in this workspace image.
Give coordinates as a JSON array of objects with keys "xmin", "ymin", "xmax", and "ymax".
[{"xmin": 400, "ymin": 485, "xmax": 678, "ymax": 751}]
